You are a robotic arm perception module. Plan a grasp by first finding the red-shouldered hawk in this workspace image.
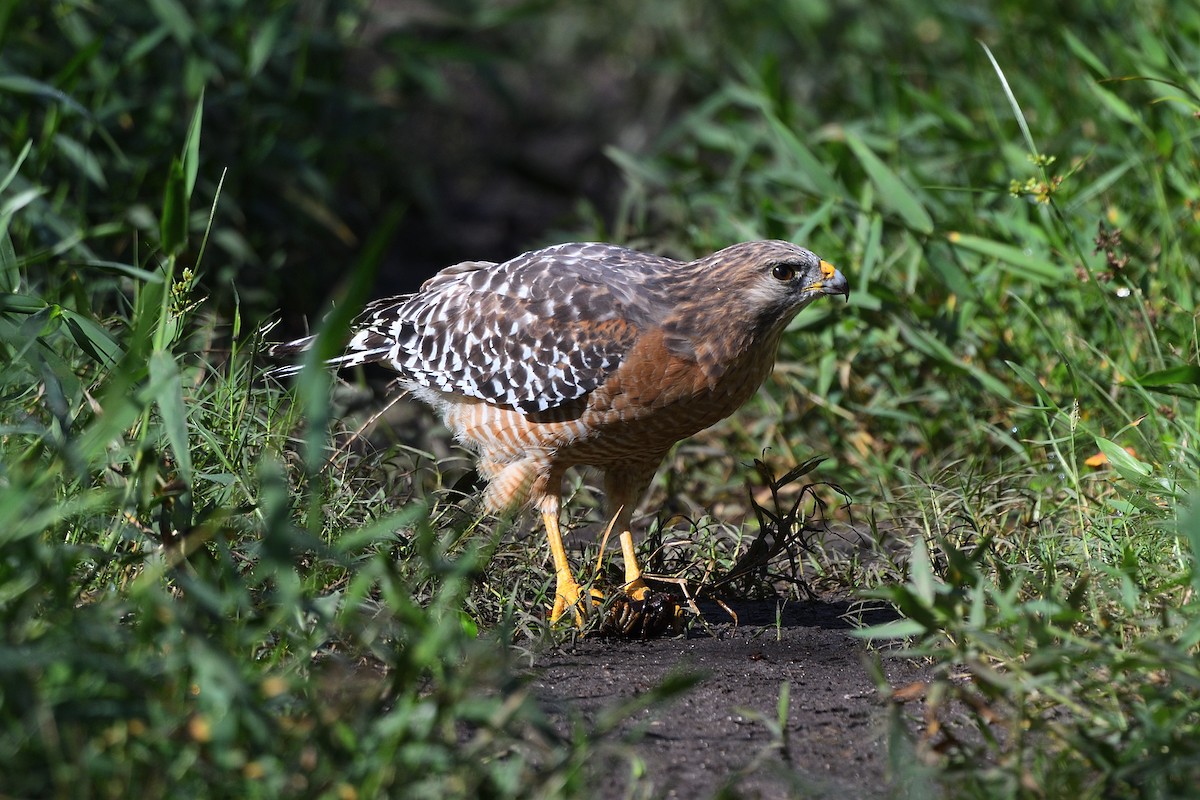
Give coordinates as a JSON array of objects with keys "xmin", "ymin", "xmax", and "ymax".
[{"xmin": 273, "ymin": 241, "xmax": 847, "ymax": 633}]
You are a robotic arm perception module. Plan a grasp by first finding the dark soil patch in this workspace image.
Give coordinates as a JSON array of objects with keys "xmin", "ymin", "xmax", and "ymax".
[{"xmin": 533, "ymin": 598, "xmax": 932, "ymax": 799}]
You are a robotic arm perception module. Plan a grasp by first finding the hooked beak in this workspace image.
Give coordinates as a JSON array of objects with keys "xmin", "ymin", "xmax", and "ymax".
[{"xmin": 804, "ymin": 260, "xmax": 850, "ymax": 300}]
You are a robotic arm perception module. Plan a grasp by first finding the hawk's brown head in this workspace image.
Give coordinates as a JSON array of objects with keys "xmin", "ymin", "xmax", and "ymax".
[
  {"xmin": 701, "ymin": 239, "xmax": 846, "ymax": 317},
  {"xmin": 640, "ymin": 240, "xmax": 846, "ymax": 375}
]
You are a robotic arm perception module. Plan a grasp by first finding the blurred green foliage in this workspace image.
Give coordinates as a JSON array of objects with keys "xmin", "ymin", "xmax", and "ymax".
[
  {"xmin": 1, "ymin": 0, "xmax": 395, "ymax": 312},
  {"xmin": 3, "ymin": 0, "xmax": 1200, "ymax": 796}
]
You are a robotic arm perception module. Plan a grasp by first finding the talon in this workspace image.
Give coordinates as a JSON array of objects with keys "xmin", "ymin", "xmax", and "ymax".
[
  {"xmin": 550, "ymin": 580, "xmax": 603, "ymax": 627},
  {"xmin": 600, "ymin": 590, "xmax": 681, "ymax": 639}
]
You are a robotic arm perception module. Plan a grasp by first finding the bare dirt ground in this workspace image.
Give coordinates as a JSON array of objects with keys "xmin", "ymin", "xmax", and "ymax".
[
  {"xmin": 355, "ymin": 402, "xmax": 929, "ymax": 797},
  {"xmin": 532, "ymin": 598, "xmax": 933, "ymax": 799},
  {"xmin": 345, "ymin": 397, "xmax": 929, "ymax": 797}
]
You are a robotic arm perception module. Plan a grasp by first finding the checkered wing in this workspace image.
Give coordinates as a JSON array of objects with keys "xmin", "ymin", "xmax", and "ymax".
[{"xmin": 323, "ymin": 243, "xmax": 681, "ymax": 413}]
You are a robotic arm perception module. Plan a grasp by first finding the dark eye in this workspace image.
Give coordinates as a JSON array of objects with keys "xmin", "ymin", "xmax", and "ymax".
[{"xmin": 771, "ymin": 263, "xmax": 796, "ymax": 282}]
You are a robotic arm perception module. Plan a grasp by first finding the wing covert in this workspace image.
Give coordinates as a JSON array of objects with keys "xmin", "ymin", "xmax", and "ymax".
[{"xmin": 344, "ymin": 244, "xmax": 674, "ymax": 412}]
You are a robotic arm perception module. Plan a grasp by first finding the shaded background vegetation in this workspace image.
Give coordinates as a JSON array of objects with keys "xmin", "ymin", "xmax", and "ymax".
[
  {"xmin": 9, "ymin": 1, "xmax": 1167, "ymax": 299},
  {"xmin": 3, "ymin": 0, "xmax": 1200, "ymax": 796}
]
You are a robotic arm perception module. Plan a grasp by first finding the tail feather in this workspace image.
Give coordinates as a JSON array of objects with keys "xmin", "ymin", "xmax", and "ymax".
[
  {"xmin": 267, "ymin": 334, "xmax": 318, "ymax": 359},
  {"xmin": 264, "ymin": 334, "xmax": 316, "ymax": 379},
  {"xmin": 266, "ymin": 334, "xmax": 394, "ymax": 378}
]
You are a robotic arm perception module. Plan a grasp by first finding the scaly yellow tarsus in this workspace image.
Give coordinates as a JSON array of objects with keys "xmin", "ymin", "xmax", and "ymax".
[
  {"xmin": 619, "ymin": 529, "xmax": 651, "ymax": 602},
  {"xmin": 594, "ymin": 505, "xmax": 651, "ymax": 603},
  {"xmin": 544, "ymin": 508, "xmax": 600, "ymax": 626}
]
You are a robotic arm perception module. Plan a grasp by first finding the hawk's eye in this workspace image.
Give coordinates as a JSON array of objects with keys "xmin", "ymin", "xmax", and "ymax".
[{"xmin": 771, "ymin": 263, "xmax": 797, "ymax": 282}]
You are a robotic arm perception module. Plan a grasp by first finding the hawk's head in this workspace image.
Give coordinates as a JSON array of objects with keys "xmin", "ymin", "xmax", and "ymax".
[{"xmin": 698, "ymin": 240, "xmax": 847, "ymax": 331}]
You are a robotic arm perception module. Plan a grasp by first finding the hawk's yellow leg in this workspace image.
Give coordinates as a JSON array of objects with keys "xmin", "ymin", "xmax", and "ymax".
[
  {"xmin": 606, "ymin": 500, "xmax": 652, "ymax": 602},
  {"xmin": 618, "ymin": 530, "xmax": 652, "ymax": 602},
  {"xmin": 544, "ymin": 509, "xmax": 600, "ymax": 626}
]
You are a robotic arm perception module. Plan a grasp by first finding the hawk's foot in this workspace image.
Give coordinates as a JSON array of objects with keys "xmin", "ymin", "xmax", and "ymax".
[{"xmin": 599, "ymin": 590, "xmax": 682, "ymax": 639}]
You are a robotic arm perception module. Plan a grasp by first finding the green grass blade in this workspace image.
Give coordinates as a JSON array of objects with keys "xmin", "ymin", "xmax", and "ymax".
[
  {"xmin": 0, "ymin": 74, "xmax": 89, "ymax": 116},
  {"xmin": 248, "ymin": 14, "xmax": 284, "ymax": 77},
  {"xmin": 79, "ymin": 259, "xmax": 165, "ymax": 283},
  {"xmin": 52, "ymin": 135, "xmax": 108, "ymax": 190},
  {"xmin": 160, "ymin": 158, "xmax": 188, "ymax": 256},
  {"xmin": 1061, "ymin": 29, "xmax": 1108, "ymax": 77},
  {"xmin": 0, "ymin": 229, "xmax": 17, "ymax": 293},
  {"xmin": 297, "ymin": 206, "xmax": 403, "ymax": 481},
  {"xmin": 980, "ymin": 41, "xmax": 1038, "ymax": 156},
  {"xmin": 947, "ymin": 231, "xmax": 1063, "ymax": 284},
  {"xmin": 145, "ymin": 351, "xmax": 193, "ymax": 484},
  {"xmin": 1005, "ymin": 360, "xmax": 1056, "ymax": 408},
  {"xmin": 147, "ymin": 0, "xmax": 195, "ymax": 44},
  {"xmin": 765, "ymin": 115, "xmax": 846, "ymax": 200},
  {"xmin": 1181, "ymin": 501, "xmax": 1200, "ymax": 595},
  {"xmin": 1094, "ymin": 436, "xmax": 1152, "ymax": 480},
  {"xmin": 60, "ymin": 309, "xmax": 124, "ymax": 367},
  {"xmin": 182, "ymin": 90, "xmax": 203, "ymax": 199},
  {"xmin": 844, "ymin": 131, "xmax": 933, "ymax": 234},
  {"xmin": 1, "ymin": 186, "xmax": 47, "ymax": 218},
  {"xmin": 1129, "ymin": 365, "xmax": 1200, "ymax": 388},
  {"xmin": 0, "ymin": 139, "xmax": 32, "ymax": 195},
  {"xmin": 899, "ymin": 322, "xmax": 1013, "ymax": 400}
]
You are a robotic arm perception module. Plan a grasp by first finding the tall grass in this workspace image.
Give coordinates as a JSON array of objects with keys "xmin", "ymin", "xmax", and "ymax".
[
  {"xmin": 3, "ymin": 0, "xmax": 1200, "ymax": 796},
  {"xmin": 0, "ymin": 73, "xmax": 593, "ymax": 800}
]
